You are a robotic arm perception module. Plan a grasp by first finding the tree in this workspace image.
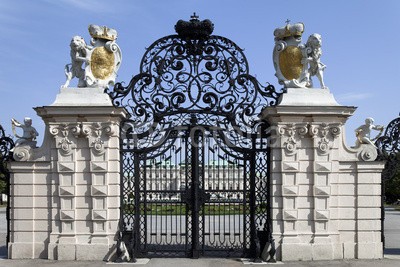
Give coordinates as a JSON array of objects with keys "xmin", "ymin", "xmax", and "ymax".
[
  {"xmin": 383, "ymin": 153, "xmax": 400, "ymax": 204},
  {"xmin": 385, "ymin": 166, "xmax": 400, "ymax": 204}
]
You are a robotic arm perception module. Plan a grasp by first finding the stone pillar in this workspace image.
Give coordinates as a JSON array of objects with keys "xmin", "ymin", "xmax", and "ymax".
[
  {"xmin": 261, "ymin": 88, "xmax": 385, "ymax": 261},
  {"xmin": 8, "ymin": 87, "xmax": 126, "ymax": 260}
]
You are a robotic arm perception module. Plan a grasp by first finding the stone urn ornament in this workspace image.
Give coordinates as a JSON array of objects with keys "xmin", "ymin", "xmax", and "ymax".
[
  {"xmin": 62, "ymin": 24, "xmax": 122, "ymax": 89},
  {"xmin": 273, "ymin": 20, "xmax": 327, "ymax": 89}
]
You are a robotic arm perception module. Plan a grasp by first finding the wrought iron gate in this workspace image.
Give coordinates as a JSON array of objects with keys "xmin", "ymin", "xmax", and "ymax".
[
  {"xmin": 108, "ymin": 14, "xmax": 281, "ymax": 261},
  {"xmin": 376, "ymin": 113, "xmax": 400, "ymax": 248},
  {"xmin": 0, "ymin": 124, "xmax": 15, "ymax": 247}
]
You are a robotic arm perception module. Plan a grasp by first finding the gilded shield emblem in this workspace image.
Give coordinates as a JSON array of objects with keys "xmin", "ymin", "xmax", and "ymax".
[
  {"xmin": 90, "ymin": 46, "xmax": 115, "ymax": 80},
  {"xmin": 279, "ymin": 46, "xmax": 303, "ymax": 80}
]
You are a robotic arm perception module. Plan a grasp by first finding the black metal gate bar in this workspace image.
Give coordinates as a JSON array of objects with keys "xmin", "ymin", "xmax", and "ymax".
[
  {"xmin": 249, "ymin": 137, "xmax": 260, "ymax": 261},
  {"xmin": 133, "ymin": 151, "xmax": 141, "ymax": 256},
  {"xmin": 0, "ymin": 124, "xmax": 14, "ymax": 249},
  {"xmin": 107, "ymin": 15, "xmax": 281, "ymax": 261},
  {"xmin": 376, "ymin": 113, "xmax": 400, "ymax": 249},
  {"xmin": 191, "ymin": 129, "xmax": 201, "ymax": 258}
]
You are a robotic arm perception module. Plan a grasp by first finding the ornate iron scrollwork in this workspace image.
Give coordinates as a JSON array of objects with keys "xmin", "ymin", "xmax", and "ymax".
[
  {"xmin": 376, "ymin": 113, "xmax": 400, "ymax": 180},
  {"xmin": 375, "ymin": 113, "xmax": 400, "ymax": 249},
  {"xmin": 0, "ymin": 124, "xmax": 15, "ymax": 248},
  {"xmin": 0, "ymin": 125, "xmax": 14, "ymax": 163},
  {"xmin": 107, "ymin": 15, "xmax": 281, "ymax": 151},
  {"xmin": 108, "ymin": 14, "xmax": 278, "ymax": 261}
]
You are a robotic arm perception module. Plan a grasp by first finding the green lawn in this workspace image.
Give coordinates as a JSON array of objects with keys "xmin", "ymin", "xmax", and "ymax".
[{"xmin": 123, "ymin": 203, "xmax": 267, "ymax": 215}]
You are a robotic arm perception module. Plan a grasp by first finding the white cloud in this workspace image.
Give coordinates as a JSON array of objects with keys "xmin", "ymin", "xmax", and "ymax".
[
  {"xmin": 47, "ymin": 0, "xmax": 115, "ymax": 13},
  {"xmin": 336, "ymin": 92, "xmax": 372, "ymax": 102}
]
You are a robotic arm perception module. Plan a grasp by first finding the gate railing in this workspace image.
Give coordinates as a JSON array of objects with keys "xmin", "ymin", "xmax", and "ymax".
[
  {"xmin": 0, "ymin": 124, "xmax": 15, "ymax": 248},
  {"xmin": 375, "ymin": 113, "xmax": 400, "ymax": 249}
]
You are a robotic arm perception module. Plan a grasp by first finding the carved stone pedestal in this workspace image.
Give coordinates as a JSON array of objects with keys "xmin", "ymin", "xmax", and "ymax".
[
  {"xmin": 8, "ymin": 88, "xmax": 126, "ymax": 260},
  {"xmin": 261, "ymin": 88, "xmax": 385, "ymax": 261}
]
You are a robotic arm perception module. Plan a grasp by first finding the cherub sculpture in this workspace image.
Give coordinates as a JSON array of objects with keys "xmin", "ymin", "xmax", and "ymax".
[
  {"xmin": 62, "ymin": 36, "xmax": 92, "ymax": 88},
  {"xmin": 355, "ymin": 117, "xmax": 384, "ymax": 148},
  {"xmin": 305, "ymin": 33, "xmax": 327, "ymax": 89},
  {"xmin": 11, "ymin": 117, "xmax": 39, "ymax": 147}
]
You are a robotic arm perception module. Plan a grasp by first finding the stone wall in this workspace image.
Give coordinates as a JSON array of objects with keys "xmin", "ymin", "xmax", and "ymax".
[
  {"xmin": 261, "ymin": 88, "xmax": 385, "ymax": 261},
  {"xmin": 7, "ymin": 87, "xmax": 385, "ymax": 261}
]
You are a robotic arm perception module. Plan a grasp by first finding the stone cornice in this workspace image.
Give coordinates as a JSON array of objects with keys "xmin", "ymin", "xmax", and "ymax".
[
  {"xmin": 34, "ymin": 106, "xmax": 127, "ymax": 122},
  {"xmin": 260, "ymin": 105, "xmax": 356, "ymax": 124}
]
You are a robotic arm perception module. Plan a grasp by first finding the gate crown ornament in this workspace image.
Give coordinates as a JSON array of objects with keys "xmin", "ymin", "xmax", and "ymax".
[
  {"xmin": 175, "ymin": 13, "xmax": 214, "ymax": 40},
  {"xmin": 273, "ymin": 21, "xmax": 327, "ymax": 89},
  {"xmin": 61, "ymin": 24, "xmax": 122, "ymax": 89}
]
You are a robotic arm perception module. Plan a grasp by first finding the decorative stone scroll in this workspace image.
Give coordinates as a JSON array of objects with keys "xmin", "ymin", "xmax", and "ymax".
[
  {"xmin": 49, "ymin": 122, "xmax": 116, "ymax": 156},
  {"xmin": 309, "ymin": 123, "xmax": 341, "ymax": 154},
  {"xmin": 274, "ymin": 122, "xmax": 341, "ymax": 157},
  {"xmin": 49, "ymin": 123, "xmax": 80, "ymax": 155},
  {"xmin": 83, "ymin": 122, "xmax": 116, "ymax": 155},
  {"xmin": 277, "ymin": 123, "xmax": 308, "ymax": 155}
]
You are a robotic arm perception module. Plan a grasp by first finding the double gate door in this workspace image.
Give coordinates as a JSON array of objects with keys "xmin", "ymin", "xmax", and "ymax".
[{"xmin": 121, "ymin": 127, "xmax": 269, "ymax": 258}]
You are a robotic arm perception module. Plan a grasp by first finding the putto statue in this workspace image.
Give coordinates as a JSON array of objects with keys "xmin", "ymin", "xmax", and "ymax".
[
  {"xmin": 273, "ymin": 21, "xmax": 327, "ymax": 89},
  {"xmin": 62, "ymin": 24, "xmax": 122, "ymax": 89},
  {"xmin": 11, "ymin": 117, "xmax": 39, "ymax": 147},
  {"xmin": 305, "ymin": 33, "xmax": 326, "ymax": 88},
  {"xmin": 355, "ymin": 117, "xmax": 384, "ymax": 148}
]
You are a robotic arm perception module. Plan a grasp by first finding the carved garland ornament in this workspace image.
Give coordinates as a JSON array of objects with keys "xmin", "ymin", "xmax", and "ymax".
[
  {"xmin": 310, "ymin": 123, "xmax": 341, "ymax": 154},
  {"xmin": 49, "ymin": 122, "xmax": 115, "ymax": 155},
  {"xmin": 278, "ymin": 123, "xmax": 308, "ymax": 154},
  {"xmin": 49, "ymin": 123, "xmax": 80, "ymax": 155},
  {"xmin": 276, "ymin": 123, "xmax": 340, "ymax": 155},
  {"xmin": 84, "ymin": 122, "xmax": 115, "ymax": 155}
]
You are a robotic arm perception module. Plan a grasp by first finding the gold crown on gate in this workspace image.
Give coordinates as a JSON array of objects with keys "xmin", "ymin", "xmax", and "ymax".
[
  {"xmin": 274, "ymin": 21, "xmax": 304, "ymax": 41},
  {"xmin": 88, "ymin": 24, "xmax": 118, "ymax": 41}
]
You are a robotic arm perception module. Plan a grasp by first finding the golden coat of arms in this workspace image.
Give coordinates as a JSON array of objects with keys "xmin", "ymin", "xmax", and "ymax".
[
  {"xmin": 62, "ymin": 24, "xmax": 122, "ymax": 89},
  {"xmin": 273, "ymin": 21, "xmax": 327, "ymax": 89}
]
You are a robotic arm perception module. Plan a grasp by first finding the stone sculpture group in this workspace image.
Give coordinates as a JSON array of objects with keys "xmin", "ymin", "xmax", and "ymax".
[
  {"xmin": 273, "ymin": 21, "xmax": 326, "ymax": 89},
  {"xmin": 62, "ymin": 24, "xmax": 122, "ymax": 89}
]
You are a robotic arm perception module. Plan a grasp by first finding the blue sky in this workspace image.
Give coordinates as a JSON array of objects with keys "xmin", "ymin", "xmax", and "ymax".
[{"xmin": 0, "ymin": 0, "xmax": 399, "ymax": 145}]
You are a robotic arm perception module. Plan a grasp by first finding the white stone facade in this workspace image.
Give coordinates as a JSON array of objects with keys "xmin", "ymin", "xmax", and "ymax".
[
  {"xmin": 261, "ymin": 88, "xmax": 385, "ymax": 261},
  {"xmin": 7, "ymin": 87, "xmax": 385, "ymax": 261}
]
